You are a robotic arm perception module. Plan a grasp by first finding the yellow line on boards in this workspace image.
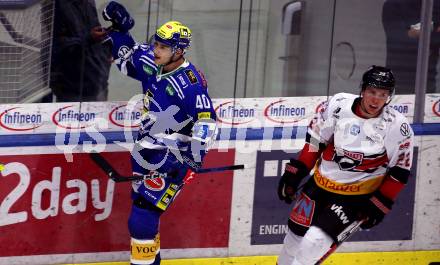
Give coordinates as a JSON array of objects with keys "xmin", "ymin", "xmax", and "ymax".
[{"xmin": 63, "ymin": 250, "xmax": 440, "ymax": 265}]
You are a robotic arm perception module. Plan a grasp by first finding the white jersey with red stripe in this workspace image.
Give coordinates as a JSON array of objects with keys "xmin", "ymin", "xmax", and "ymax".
[{"xmin": 308, "ymin": 93, "xmax": 414, "ymax": 193}]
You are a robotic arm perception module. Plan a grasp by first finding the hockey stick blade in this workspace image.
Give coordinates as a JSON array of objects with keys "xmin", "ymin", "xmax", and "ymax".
[{"xmin": 90, "ymin": 152, "xmax": 245, "ymax": 183}]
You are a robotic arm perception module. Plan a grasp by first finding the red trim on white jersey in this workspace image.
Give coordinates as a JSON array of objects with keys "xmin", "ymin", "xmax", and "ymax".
[{"xmin": 309, "ymin": 93, "xmax": 413, "ymax": 185}]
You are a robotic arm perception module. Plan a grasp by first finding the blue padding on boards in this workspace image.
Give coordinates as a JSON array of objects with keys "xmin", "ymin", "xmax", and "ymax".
[{"xmin": 0, "ymin": 123, "xmax": 439, "ymax": 147}]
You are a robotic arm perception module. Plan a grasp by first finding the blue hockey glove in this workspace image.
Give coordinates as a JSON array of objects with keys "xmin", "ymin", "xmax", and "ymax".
[
  {"xmin": 277, "ymin": 159, "xmax": 308, "ymax": 204},
  {"xmin": 102, "ymin": 1, "xmax": 135, "ymax": 32}
]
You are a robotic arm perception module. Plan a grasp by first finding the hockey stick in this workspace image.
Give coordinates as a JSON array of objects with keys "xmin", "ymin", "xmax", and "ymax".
[
  {"xmin": 314, "ymin": 219, "xmax": 365, "ymax": 265},
  {"xmin": 89, "ymin": 152, "xmax": 245, "ymax": 183}
]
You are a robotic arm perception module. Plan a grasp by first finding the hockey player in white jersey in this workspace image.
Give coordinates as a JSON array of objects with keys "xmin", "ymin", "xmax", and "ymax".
[
  {"xmin": 101, "ymin": 2, "xmax": 216, "ymax": 265},
  {"xmin": 277, "ymin": 66, "xmax": 414, "ymax": 265}
]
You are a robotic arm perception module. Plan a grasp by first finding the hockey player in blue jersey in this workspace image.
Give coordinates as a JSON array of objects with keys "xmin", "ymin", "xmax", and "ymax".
[{"xmin": 102, "ymin": 2, "xmax": 217, "ymax": 264}]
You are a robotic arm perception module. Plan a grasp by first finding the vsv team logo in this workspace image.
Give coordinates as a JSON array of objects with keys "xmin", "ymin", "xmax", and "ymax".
[{"xmin": 0, "ymin": 107, "xmax": 43, "ymax": 131}]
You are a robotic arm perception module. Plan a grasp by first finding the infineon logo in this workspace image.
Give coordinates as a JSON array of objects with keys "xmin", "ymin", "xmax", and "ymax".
[
  {"xmin": 52, "ymin": 105, "xmax": 97, "ymax": 129},
  {"xmin": 264, "ymin": 100, "xmax": 306, "ymax": 124},
  {"xmin": 215, "ymin": 101, "xmax": 256, "ymax": 125},
  {"xmin": 109, "ymin": 104, "xmax": 141, "ymax": 128},
  {"xmin": 0, "ymin": 107, "xmax": 43, "ymax": 131},
  {"xmin": 432, "ymin": 100, "xmax": 440, "ymax": 117}
]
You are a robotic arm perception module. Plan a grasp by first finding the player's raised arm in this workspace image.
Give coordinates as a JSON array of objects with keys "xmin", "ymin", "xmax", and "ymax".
[{"xmin": 101, "ymin": 1, "xmax": 157, "ymax": 81}]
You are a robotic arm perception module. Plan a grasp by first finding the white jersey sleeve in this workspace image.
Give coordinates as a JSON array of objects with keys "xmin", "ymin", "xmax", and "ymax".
[{"xmin": 384, "ymin": 111, "xmax": 414, "ymax": 178}]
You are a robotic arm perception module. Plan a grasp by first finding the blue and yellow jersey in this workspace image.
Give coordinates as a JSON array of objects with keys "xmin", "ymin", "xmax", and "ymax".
[
  {"xmin": 105, "ymin": 30, "xmax": 216, "ymax": 170},
  {"xmin": 138, "ymin": 60, "xmax": 216, "ymax": 169}
]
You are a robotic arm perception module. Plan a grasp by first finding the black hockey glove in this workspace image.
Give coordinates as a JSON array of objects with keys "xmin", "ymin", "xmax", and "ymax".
[
  {"xmin": 360, "ymin": 190, "xmax": 393, "ymax": 229},
  {"xmin": 102, "ymin": 1, "xmax": 135, "ymax": 33},
  {"xmin": 277, "ymin": 159, "xmax": 309, "ymax": 204}
]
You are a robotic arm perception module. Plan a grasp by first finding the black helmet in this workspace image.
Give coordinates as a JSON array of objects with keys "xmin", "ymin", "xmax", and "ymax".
[{"xmin": 361, "ymin": 65, "xmax": 395, "ymax": 94}]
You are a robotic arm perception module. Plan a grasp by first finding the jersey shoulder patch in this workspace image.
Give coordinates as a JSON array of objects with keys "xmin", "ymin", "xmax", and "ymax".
[
  {"xmin": 390, "ymin": 110, "xmax": 413, "ymax": 137},
  {"xmin": 382, "ymin": 106, "xmax": 413, "ymax": 142},
  {"xmin": 184, "ymin": 69, "xmax": 198, "ymax": 85}
]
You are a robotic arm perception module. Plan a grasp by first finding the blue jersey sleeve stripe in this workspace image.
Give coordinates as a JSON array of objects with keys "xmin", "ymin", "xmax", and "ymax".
[
  {"xmin": 140, "ymin": 55, "xmax": 157, "ymax": 67},
  {"xmin": 166, "ymin": 76, "xmax": 185, "ymax": 99},
  {"xmin": 139, "ymin": 57, "xmax": 156, "ymax": 68},
  {"xmin": 139, "ymin": 57, "xmax": 157, "ymax": 70},
  {"xmin": 169, "ymin": 75, "xmax": 185, "ymax": 98}
]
